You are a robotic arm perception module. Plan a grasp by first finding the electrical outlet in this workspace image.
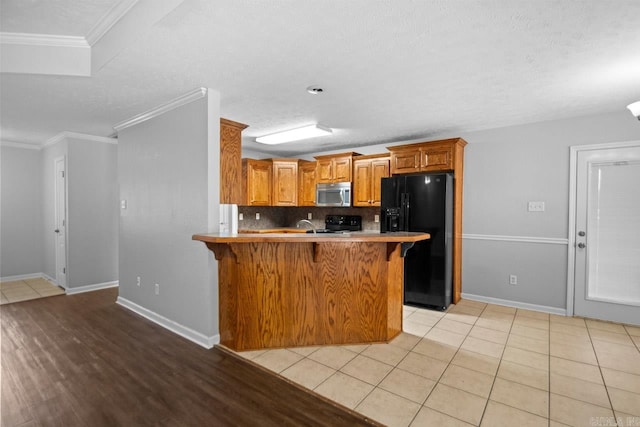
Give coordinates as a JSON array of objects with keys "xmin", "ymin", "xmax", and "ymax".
[
  {"xmin": 155, "ymin": 283, "xmax": 160, "ymax": 295},
  {"xmin": 374, "ymin": 214, "xmax": 380, "ymax": 223},
  {"xmin": 256, "ymin": 212, "xmax": 260, "ymax": 220},
  {"xmin": 307, "ymin": 213, "xmax": 313, "ymax": 220},
  {"xmin": 527, "ymin": 201, "xmax": 545, "ymax": 212},
  {"xmin": 238, "ymin": 213, "xmax": 243, "ymax": 221},
  {"xmin": 120, "ymin": 200, "xmax": 127, "ymax": 209},
  {"xmin": 136, "ymin": 276, "xmax": 141, "ymax": 287},
  {"xmin": 509, "ymin": 275, "xmax": 518, "ymax": 285}
]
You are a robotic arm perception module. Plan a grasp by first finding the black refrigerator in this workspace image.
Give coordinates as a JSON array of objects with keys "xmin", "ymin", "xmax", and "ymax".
[{"xmin": 380, "ymin": 173, "xmax": 453, "ymax": 310}]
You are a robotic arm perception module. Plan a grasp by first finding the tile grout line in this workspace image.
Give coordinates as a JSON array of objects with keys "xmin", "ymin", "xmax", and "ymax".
[
  {"xmin": 404, "ymin": 306, "xmax": 475, "ymax": 426},
  {"xmin": 474, "ymin": 303, "xmax": 517, "ymax": 427}
]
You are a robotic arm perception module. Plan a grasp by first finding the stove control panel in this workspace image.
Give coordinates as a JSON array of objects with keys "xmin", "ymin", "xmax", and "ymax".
[{"xmin": 325, "ymin": 215, "xmax": 362, "ymax": 231}]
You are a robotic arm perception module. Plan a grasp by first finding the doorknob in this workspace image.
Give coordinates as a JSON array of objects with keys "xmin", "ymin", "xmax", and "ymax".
[
  {"xmin": 54, "ymin": 229, "xmax": 60, "ymax": 233},
  {"xmin": 577, "ymin": 242, "xmax": 586, "ymax": 249}
]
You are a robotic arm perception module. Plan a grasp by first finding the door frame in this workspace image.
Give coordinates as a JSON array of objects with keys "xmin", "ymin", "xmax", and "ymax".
[
  {"xmin": 54, "ymin": 155, "xmax": 68, "ymax": 289},
  {"xmin": 566, "ymin": 140, "xmax": 640, "ymax": 316}
]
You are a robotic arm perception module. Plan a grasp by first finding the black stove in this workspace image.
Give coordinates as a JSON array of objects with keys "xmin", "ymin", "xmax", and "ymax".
[{"xmin": 307, "ymin": 215, "xmax": 362, "ymax": 233}]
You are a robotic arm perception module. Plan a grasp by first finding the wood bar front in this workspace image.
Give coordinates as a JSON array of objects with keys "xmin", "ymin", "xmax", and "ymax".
[{"xmin": 193, "ymin": 232, "xmax": 430, "ymax": 351}]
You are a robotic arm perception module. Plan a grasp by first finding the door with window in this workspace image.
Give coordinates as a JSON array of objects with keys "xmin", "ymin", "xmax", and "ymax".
[{"xmin": 572, "ymin": 143, "xmax": 640, "ymax": 325}]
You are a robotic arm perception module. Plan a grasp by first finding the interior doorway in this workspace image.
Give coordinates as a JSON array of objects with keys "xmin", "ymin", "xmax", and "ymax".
[
  {"xmin": 54, "ymin": 156, "xmax": 67, "ymax": 288},
  {"xmin": 567, "ymin": 141, "xmax": 640, "ymax": 325}
]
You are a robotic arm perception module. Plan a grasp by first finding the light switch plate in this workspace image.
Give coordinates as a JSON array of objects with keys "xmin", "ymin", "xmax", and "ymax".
[{"xmin": 528, "ymin": 201, "xmax": 545, "ymax": 212}]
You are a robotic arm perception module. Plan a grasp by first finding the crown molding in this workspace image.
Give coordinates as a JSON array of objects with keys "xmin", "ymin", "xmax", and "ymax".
[
  {"xmin": 0, "ymin": 140, "xmax": 42, "ymax": 150},
  {"xmin": 85, "ymin": 0, "xmax": 139, "ymax": 46},
  {"xmin": 0, "ymin": 32, "xmax": 89, "ymax": 48},
  {"xmin": 113, "ymin": 87, "xmax": 208, "ymax": 132},
  {"xmin": 43, "ymin": 131, "xmax": 118, "ymax": 148}
]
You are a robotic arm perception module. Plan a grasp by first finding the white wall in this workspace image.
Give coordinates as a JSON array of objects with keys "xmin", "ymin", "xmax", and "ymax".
[
  {"xmin": 458, "ymin": 112, "xmax": 640, "ymax": 309},
  {"xmin": 117, "ymin": 90, "xmax": 221, "ymax": 345},
  {"xmin": 308, "ymin": 111, "xmax": 640, "ymax": 310},
  {"xmin": 66, "ymin": 138, "xmax": 118, "ymax": 288},
  {"xmin": 0, "ymin": 146, "xmax": 43, "ymax": 277}
]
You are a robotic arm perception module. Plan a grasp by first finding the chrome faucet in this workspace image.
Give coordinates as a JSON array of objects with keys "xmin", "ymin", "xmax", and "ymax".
[{"xmin": 296, "ymin": 219, "xmax": 316, "ymax": 234}]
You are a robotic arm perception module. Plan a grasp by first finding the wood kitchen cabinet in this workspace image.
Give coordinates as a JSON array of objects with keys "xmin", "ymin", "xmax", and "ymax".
[
  {"xmin": 298, "ymin": 161, "xmax": 316, "ymax": 206},
  {"xmin": 271, "ymin": 159, "xmax": 298, "ymax": 206},
  {"xmin": 314, "ymin": 152, "xmax": 360, "ymax": 183},
  {"xmin": 387, "ymin": 137, "xmax": 467, "ymax": 304},
  {"xmin": 353, "ymin": 154, "xmax": 390, "ymax": 207},
  {"xmin": 220, "ymin": 118, "xmax": 248, "ymax": 204},
  {"xmin": 388, "ymin": 139, "xmax": 457, "ymax": 174},
  {"xmin": 241, "ymin": 159, "xmax": 272, "ymax": 206}
]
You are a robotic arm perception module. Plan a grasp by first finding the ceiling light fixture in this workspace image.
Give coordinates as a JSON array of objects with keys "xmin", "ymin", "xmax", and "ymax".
[
  {"xmin": 256, "ymin": 124, "xmax": 332, "ymax": 145},
  {"xmin": 627, "ymin": 101, "xmax": 640, "ymax": 120}
]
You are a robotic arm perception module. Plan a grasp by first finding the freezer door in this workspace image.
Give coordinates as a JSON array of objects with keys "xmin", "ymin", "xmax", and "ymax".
[{"xmin": 403, "ymin": 174, "xmax": 447, "ymax": 233}]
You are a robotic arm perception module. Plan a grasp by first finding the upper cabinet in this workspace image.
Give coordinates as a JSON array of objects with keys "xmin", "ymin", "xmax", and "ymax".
[
  {"xmin": 271, "ymin": 159, "xmax": 299, "ymax": 206},
  {"xmin": 387, "ymin": 138, "xmax": 465, "ymax": 174},
  {"xmin": 314, "ymin": 152, "xmax": 360, "ymax": 183},
  {"xmin": 220, "ymin": 118, "xmax": 248, "ymax": 204},
  {"xmin": 242, "ymin": 159, "xmax": 272, "ymax": 206},
  {"xmin": 353, "ymin": 154, "xmax": 390, "ymax": 207},
  {"xmin": 298, "ymin": 161, "xmax": 317, "ymax": 206}
]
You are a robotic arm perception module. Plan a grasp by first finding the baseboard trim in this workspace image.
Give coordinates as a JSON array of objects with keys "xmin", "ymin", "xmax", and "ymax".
[
  {"xmin": 65, "ymin": 281, "xmax": 119, "ymax": 295},
  {"xmin": 0, "ymin": 272, "xmax": 45, "ymax": 281},
  {"xmin": 462, "ymin": 234, "xmax": 568, "ymax": 245},
  {"xmin": 116, "ymin": 296, "xmax": 219, "ymax": 349},
  {"xmin": 461, "ymin": 292, "xmax": 567, "ymax": 316}
]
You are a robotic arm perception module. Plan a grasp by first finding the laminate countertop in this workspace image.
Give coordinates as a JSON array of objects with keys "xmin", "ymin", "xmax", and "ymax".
[{"xmin": 193, "ymin": 231, "xmax": 430, "ymax": 244}]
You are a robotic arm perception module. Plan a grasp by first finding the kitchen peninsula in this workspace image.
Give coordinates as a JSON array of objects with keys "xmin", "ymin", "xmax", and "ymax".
[{"xmin": 193, "ymin": 231, "xmax": 430, "ymax": 351}]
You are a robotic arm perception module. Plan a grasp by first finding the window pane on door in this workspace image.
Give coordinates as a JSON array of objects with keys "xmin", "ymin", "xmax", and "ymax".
[{"xmin": 587, "ymin": 160, "xmax": 640, "ymax": 306}]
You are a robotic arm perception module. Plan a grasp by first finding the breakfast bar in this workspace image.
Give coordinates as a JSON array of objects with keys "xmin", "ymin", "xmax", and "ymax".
[{"xmin": 193, "ymin": 232, "xmax": 430, "ymax": 351}]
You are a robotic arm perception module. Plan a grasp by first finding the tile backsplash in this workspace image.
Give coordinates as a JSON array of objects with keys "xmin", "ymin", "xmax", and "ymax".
[{"xmin": 238, "ymin": 206, "xmax": 381, "ymax": 231}]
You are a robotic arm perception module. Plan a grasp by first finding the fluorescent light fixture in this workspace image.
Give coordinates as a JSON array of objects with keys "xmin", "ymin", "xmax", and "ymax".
[
  {"xmin": 627, "ymin": 101, "xmax": 640, "ymax": 120},
  {"xmin": 256, "ymin": 124, "xmax": 332, "ymax": 145}
]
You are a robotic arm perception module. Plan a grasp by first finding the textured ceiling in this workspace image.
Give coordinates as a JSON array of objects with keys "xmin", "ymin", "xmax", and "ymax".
[
  {"xmin": 0, "ymin": 0, "xmax": 118, "ymax": 36},
  {"xmin": 1, "ymin": 0, "xmax": 640, "ymax": 156}
]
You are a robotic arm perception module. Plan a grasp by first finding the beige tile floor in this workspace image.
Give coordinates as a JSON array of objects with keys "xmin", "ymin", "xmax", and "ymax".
[
  {"xmin": 0, "ymin": 277, "xmax": 65, "ymax": 305},
  {"xmin": 233, "ymin": 300, "xmax": 640, "ymax": 427}
]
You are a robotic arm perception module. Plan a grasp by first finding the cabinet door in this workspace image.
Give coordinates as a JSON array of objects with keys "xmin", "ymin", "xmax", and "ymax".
[
  {"xmin": 333, "ymin": 157, "xmax": 352, "ymax": 182},
  {"xmin": 353, "ymin": 160, "xmax": 372, "ymax": 207},
  {"xmin": 316, "ymin": 159, "xmax": 333, "ymax": 183},
  {"xmin": 370, "ymin": 158, "xmax": 390, "ymax": 206},
  {"xmin": 298, "ymin": 163, "xmax": 316, "ymax": 206},
  {"xmin": 390, "ymin": 150, "xmax": 420, "ymax": 174},
  {"xmin": 220, "ymin": 118, "xmax": 247, "ymax": 204},
  {"xmin": 420, "ymin": 146, "xmax": 453, "ymax": 171},
  {"xmin": 247, "ymin": 161, "xmax": 272, "ymax": 206},
  {"xmin": 272, "ymin": 161, "xmax": 298, "ymax": 206}
]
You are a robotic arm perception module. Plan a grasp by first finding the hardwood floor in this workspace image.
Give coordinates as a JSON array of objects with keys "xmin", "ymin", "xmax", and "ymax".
[{"xmin": 1, "ymin": 289, "xmax": 379, "ymax": 426}]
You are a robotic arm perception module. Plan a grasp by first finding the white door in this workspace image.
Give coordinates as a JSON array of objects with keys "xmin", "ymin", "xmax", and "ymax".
[
  {"xmin": 572, "ymin": 143, "xmax": 640, "ymax": 325},
  {"xmin": 54, "ymin": 157, "xmax": 67, "ymax": 288}
]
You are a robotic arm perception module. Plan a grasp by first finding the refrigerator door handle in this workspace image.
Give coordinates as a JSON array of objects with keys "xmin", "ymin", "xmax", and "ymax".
[{"xmin": 403, "ymin": 192, "xmax": 410, "ymax": 231}]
